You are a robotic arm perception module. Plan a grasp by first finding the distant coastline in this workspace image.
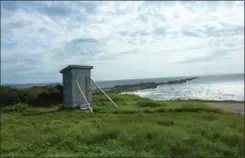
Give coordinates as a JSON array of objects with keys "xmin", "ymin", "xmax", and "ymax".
[
  {"xmin": 1, "ymin": 77, "xmax": 198, "ymax": 94},
  {"xmin": 92, "ymin": 77, "xmax": 198, "ymax": 94},
  {"xmin": 1, "ymin": 73, "xmax": 243, "ymax": 89},
  {"xmin": 0, "ymin": 73, "xmax": 243, "ymax": 107}
]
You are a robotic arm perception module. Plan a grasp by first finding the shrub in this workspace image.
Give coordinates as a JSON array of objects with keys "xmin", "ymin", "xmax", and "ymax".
[
  {"xmin": 30, "ymin": 91, "xmax": 63, "ymax": 107},
  {"xmin": 54, "ymin": 84, "xmax": 63, "ymax": 93},
  {"xmin": 0, "ymin": 86, "xmax": 18, "ymax": 106},
  {"xmin": 0, "ymin": 85, "xmax": 63, "ymax": 107},
  {"xmin": 19, "ymin": 89, "xmax": 40, "ymax": 104},
  {"xmin": 0, "ymin": 86, "xmax": 41, "ymax": 106}
]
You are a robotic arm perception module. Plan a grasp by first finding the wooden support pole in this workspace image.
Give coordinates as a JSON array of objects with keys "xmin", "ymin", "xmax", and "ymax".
[
  {"xmin": 75, "ymin": 79, "xmax": 93, "ymax": 113},
  {"xmin": 87, "ymin": 76, "xmax": 119, "ymax": 109}
]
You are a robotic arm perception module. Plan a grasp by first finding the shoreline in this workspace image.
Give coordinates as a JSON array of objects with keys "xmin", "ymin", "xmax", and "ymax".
[
  {"xmin": 92, "ymin": 77, "xmax": 198, "ymax": 94},
  {"xmin": 1, "ymin": 76, "xmax": 243, "ymax": 106},
  {"xmin": 92, "ymin": 77, "xmax": 244, "ymax": 103},
  {"xmin": 158, "ymin": 99, "xmax": 245, "ymax": 103}
]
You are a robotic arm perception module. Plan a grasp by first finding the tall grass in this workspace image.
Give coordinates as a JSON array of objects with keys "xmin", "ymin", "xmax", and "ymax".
[
  {"xmin": 1, "ymin": 88, "xmax": 244, "ymax": 157},
  {"xmin": 1, "ymin": 110, "xmax": 244, "ymax": 157}
]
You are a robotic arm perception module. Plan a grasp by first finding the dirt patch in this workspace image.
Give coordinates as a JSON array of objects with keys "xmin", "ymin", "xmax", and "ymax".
[{"xmin": 208, "ymin": 102, "xmax": 244, "ymax": 115}]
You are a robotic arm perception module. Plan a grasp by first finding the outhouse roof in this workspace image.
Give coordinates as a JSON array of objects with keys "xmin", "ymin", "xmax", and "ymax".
[{"xmin": 60, "ymin": 65, "xmax": 93, "ymax": 73}]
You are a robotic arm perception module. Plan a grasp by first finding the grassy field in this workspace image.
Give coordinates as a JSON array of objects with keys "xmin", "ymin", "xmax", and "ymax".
[{"xmin": 1, "ymin": 93, "xmax": 244, "ymax": 157}]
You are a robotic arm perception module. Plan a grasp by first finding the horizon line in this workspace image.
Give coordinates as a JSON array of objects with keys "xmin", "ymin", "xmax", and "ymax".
[{"xmin": 1, "ymin": 72, "xmax": 244, "ymax": 86}]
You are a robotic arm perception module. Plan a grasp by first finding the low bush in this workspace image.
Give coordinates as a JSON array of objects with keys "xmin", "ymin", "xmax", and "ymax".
[
  {"xmin": 30, "ymin": 91, "xmax": 62, "ymax": 106},
  {"xmin": 54, "ymin": 84, "xmax": 63, "ymax": 93},
  {"xmin": 0, "ymin": 86, "xmax": 39, "ymax": 106},
  {"xmin": 0, "ymin": 86, "xmax": 19, "ymax": 106},
  {"xmin": 0, "ymin": 85, "xmax": 63, "ymax": 107}
]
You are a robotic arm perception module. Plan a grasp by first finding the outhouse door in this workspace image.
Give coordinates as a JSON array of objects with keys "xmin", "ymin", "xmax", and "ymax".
[{"xmin": 74, "ymin": 73, "xmax": 88, "ymax": 106}]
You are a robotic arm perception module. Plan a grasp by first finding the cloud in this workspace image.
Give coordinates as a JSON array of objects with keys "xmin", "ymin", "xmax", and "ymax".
[
  {"xmin": 1, "ymin": 1, "xmax": 244, "ymax": 84},
  {"xmin": 177, "ymin": 46, "xmax": 243, "ymax": 64}
]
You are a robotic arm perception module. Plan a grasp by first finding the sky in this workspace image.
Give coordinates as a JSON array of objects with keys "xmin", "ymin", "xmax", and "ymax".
[{"xmin": 1, "ymin": 1, "xmax": 244, "ymax": 84}]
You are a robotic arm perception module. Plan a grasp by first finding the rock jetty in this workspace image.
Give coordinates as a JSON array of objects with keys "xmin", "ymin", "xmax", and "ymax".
[{"xmin": 92, "ymin": 77, "xmax": 198, "ymax": 94}]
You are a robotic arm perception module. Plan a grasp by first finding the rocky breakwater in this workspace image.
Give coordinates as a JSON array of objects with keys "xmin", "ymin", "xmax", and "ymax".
[
  {"xmin": 92, "ymin": 77, "xmax": 198, "ymax": 94},
  {"xmin": 161, "ymin": 77, "xmax": 198, "ymax": 85}
]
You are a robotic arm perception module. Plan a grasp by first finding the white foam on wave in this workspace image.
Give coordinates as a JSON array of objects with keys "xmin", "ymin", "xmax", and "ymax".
[
  {"xmin": 186, "ymin": 80, "xmax": 244, "ymax": 101},
  {"xmin": 122, "ymin": 89, "xmax": 154, "ymax": 97},
  {"xmin": 123, "ymin": 79, "xmax": 244, "ymax": 101}
]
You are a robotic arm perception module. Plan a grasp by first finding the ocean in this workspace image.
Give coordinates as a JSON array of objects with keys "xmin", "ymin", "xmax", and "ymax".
[
  {"xmin": 123, "ymin": 73, "xmax": 244, "ymax": 101},
  {"xmin": 3, "ymin": 73, "xmax": 244, "ymax": 101}
]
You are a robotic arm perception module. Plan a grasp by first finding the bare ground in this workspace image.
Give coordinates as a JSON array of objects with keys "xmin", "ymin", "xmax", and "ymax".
[{"xmin": 208, "ymin": 102, "xmax": 244, "ymax": 115}]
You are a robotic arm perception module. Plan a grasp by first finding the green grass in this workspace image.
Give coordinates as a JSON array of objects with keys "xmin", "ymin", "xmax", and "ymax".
[
  {"xmin": 166, "ymin": 99, "xmax": 245, "ymax": 103},
  {"xmin": 1, "ymin": 93, "xmax": 244, "ymax": 157}
]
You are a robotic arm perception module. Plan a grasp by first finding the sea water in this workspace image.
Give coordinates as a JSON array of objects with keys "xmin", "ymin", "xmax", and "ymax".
[
  {"xmin": 4, "ymin": 73, "xmax": 244, "ymax": 101},
  {"xmin": 123, "ymin": 74, "xmax": 244, "ymax": 101}
]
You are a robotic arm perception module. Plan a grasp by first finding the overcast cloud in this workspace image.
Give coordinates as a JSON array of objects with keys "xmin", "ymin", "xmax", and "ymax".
[{"xmin": 1, "ymin": 1, "xmax": 244, "ymax": 84}]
